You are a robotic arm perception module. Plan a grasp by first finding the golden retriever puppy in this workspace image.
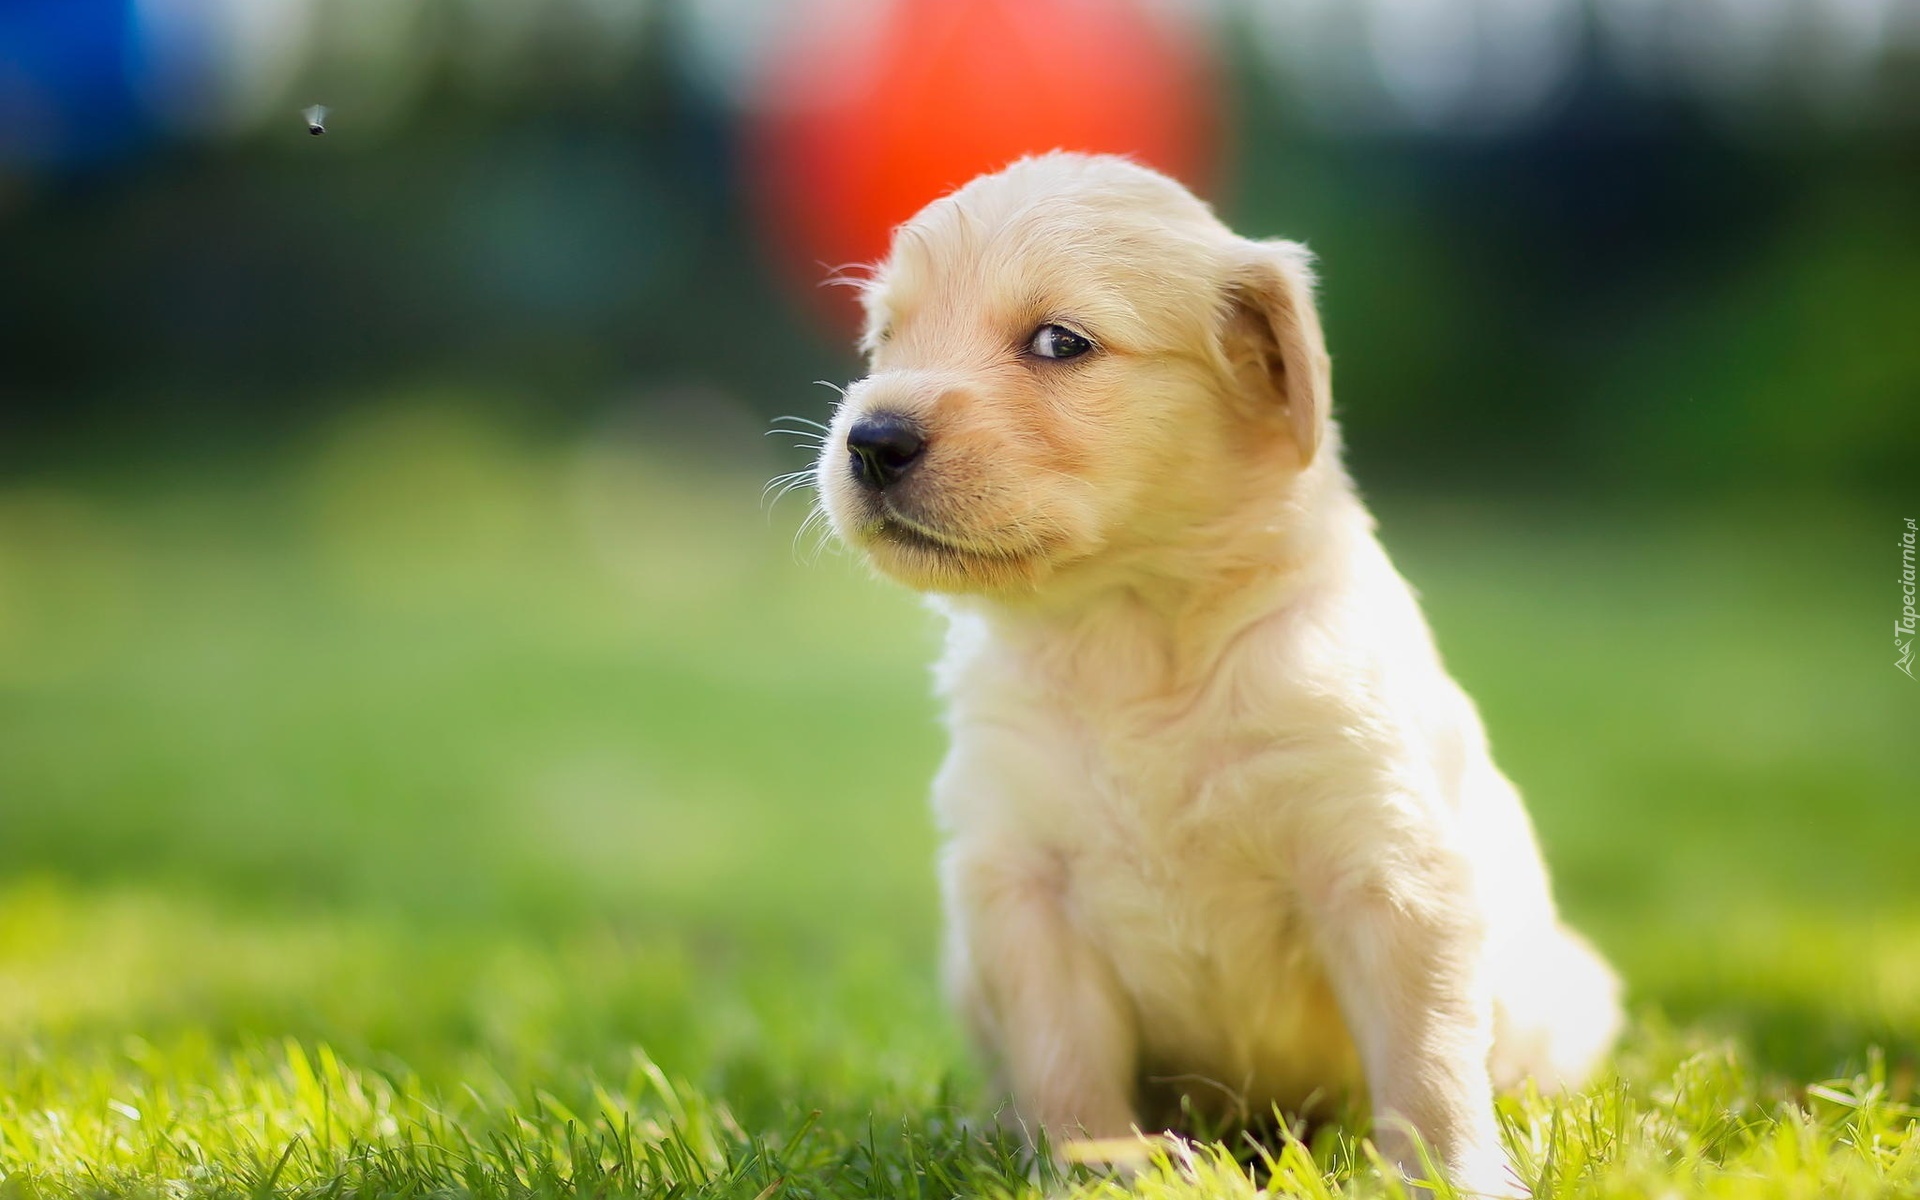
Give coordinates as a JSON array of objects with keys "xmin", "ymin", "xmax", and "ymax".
[{"xmin": 812, "ymin": 152, "xmax": 1621, "ymax": 1197}]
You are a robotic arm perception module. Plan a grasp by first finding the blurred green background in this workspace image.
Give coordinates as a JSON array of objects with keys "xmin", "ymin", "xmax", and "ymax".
[{"xmin": 1, "ymin": 1, "xmax": 1917, "ymax": 1193}]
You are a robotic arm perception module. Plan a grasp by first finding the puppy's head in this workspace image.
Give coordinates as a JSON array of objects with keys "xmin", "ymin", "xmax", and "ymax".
[{"xmin": 816, "ymin": 153, "xmax": 1332, "ymax": 597}]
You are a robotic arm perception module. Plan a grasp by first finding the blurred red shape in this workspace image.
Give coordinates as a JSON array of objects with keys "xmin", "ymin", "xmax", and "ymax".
[{"xmin": 746, "ymin": 0, "xmax": 1218, "ymax": 326}]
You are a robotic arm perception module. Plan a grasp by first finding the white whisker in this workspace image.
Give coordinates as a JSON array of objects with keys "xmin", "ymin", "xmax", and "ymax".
[
  {"xmin": 771, "ymin": 478, "xmax": 816, "ymax": 509},
  {"xmin": 761, "ymin": 469, "xmax": 813, "ymax": 502},
  {"xmin": 764, "ymin": 429, "xmax": 829, "ymax": 448},
  {"xmin": 791, "ymin": 503, "xmax": 834, "ymax": 564},
  {"xmin": 775, "ymin": 410, "xmax": 835, "ymax": 428}
]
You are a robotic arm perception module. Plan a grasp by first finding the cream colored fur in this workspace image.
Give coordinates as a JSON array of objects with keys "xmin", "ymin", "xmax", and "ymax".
[{"xmin": 812, "ymin": 153, "xmax": 1621, "ymax": 1198}]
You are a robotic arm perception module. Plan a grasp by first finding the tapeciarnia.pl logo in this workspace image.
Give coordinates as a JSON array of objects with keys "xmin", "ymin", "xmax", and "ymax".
[{"xmin": 1899, "ymin": 517, "xmax": 1917, "ymax": 678}]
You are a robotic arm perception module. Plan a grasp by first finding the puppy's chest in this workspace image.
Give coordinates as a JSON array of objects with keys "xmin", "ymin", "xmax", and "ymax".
[
  {"xmin": 946, "ymin": 654, "xmax": 1354, "ymax": 1093},
  {"xmin": 1062, "ymin": 731, "xmax": 1300, "ymax": 956},
  {"xmin": 1032, "ymin": 696, "xmax": 1313, "ymax": 975},
  {"xmin": 1052, "ymin": 680, "xmax": 1297, "ymax": 850},
  {"xmin": 1055, "ymin": 726, "xmax": 1339, "ymax": 1090}
]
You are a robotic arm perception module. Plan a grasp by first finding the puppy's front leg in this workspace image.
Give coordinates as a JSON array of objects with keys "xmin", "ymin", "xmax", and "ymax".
[
  {"xmin": 1305, "ymin": 843, "xmax": 1521, "ymax": 1198},
  {"xmin": 943, "ymin": 844, "xmax": 1139, "ymax": 1146}
]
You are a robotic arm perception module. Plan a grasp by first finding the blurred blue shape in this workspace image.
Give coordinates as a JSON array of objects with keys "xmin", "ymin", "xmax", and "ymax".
[{"xmin": 0, "ymin": 0, "xmax": 150, "ymax": 169}]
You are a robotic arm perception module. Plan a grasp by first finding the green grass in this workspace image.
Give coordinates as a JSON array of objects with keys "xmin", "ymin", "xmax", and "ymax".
[{"xmin": 1, "ymin": 403, "xmax": 1915, "ymax": 1198}]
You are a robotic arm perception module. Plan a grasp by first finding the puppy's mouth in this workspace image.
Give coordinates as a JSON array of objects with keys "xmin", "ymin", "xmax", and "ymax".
[{"xmin": 867, "ymin": 504, "xmax": 1028, "ymax": 565}]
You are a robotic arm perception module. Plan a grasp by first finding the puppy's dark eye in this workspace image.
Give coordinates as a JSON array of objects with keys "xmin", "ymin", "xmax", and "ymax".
[{"xmin": 1028, "ymin": 324, "xmax": 1093, "ymax": 360}]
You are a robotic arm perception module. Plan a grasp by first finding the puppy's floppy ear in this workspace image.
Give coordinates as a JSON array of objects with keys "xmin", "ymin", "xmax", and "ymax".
[{"xmin": 1218, "ymin": 239, "xmax": 1331, "ymax": 464}]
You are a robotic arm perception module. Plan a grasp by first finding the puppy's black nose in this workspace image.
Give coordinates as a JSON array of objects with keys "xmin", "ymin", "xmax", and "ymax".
[{"xmin": 846, "ymin": 413, "xmax": 925, "ymax": 490}]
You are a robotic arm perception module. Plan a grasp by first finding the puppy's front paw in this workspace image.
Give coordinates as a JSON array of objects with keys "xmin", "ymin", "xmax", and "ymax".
[
  {"xmin": 1377, "ymin": 1129, "xmax": 1526, "ymax": 1199},
  {"xmin": 1442, "ymin": 1140, "xmax": 1528, "ymax": 1199},
  {"xmin": 1056, "ymin": 1131, "xmax": 1170, "ymax": 1179}
]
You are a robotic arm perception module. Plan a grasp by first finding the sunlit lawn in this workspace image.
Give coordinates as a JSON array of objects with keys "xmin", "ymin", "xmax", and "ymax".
[{"xmin": 0, "ymin": 403, "xmax": 1915, "ymax": 1197}]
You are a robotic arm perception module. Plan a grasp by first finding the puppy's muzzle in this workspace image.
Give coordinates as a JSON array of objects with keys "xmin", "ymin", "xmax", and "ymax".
[{"xmin": 845, "ymin": 412, "xmax": 926, "ymax": 491}]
